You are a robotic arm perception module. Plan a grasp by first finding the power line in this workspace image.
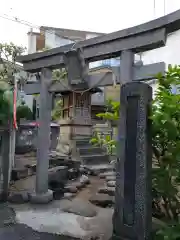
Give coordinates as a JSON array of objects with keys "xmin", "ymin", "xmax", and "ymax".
[{"xmin": 0, "ymin": 12, "xmax": 75, "ymax": 42}]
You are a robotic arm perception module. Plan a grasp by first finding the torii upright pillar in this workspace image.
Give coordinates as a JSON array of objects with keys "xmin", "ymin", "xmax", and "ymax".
[{"xmin": 29, "ymin": 68, "xmax": 53, "ymax": 204}]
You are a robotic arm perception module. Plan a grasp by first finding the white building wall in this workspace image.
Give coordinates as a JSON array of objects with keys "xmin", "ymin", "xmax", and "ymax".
[
  {"xmin": 142, "ymin": 31, "xmax": 180, "ymax": 66},
  {"xmin": 142, "ymin": 30, "xmax": 180, "ymax": 97}
]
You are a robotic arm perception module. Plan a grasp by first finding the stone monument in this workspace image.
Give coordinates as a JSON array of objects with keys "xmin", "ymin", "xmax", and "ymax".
[{"xmin": 113, "ymin": 82, "xmax": 152, "ymax": 240}]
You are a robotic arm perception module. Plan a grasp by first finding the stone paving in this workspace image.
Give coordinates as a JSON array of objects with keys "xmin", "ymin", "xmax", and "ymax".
[
  {"xmin": 0, "ymin": 165, "xmax": 164, "ymax": 239},
  {"xmin": 0, "ymin": 224, "xmax": 76, "ymax": 240},
  {"xmin": 0, "ymin": 203, "xmax": 72, "ymax": 240}
]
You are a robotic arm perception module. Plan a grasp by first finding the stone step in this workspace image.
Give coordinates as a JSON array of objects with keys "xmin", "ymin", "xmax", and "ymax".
[
  {"xmin": 79, "ymin": 146, "xmax": 104, "ymax": 155},
  {"xmin": 84, "ymin": 164, "xmax": 115, "ymax": 175},
  {"xmin": 99, "ymin": 171, "xmax": 115, "ymax": 178},
  {"xmin": 82, "ymin": 154, "xmax": 109, "ymax": 165},
  {"xmin": 76, "ymin": 139, "xmax": 92, "ymax": 147},
  {"xmin": 98, "ymin": 187, "xmax": 115, "ymax": 196},
  {"xmin": 105, "ymin": 175, "xmax": 116, "ymax": 182},
  {"xmin": 89, "ymin": 193, "xmax": 115, "ymax": 207},
  {"xmin": 107, "ymin": 180, "xmax": 116, "ymax": 187}
]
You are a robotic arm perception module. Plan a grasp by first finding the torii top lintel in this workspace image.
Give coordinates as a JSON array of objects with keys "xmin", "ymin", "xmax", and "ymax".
[{"xmin": 17, "ymin": 10, "xmax": 180, "ymax": 73}]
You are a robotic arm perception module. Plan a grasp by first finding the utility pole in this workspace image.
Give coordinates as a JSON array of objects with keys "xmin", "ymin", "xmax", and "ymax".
[
  {"xmin": 153, "ymin": 0, "xmax": 156, "ymax": 18},
  {"xmin": 164, "ymin": 0, "xmax": 166, "ymax": 16}
]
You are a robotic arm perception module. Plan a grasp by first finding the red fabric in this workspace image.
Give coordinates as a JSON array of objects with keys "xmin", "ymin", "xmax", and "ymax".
[{"xmin": 13, "ymin": 84, "xmax": 18, "ymax": 129}]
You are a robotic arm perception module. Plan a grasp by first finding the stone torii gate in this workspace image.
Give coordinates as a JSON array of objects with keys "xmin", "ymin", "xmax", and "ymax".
[{"xmin": 17, "ymin": 9, "xmax": 180, "ymax": 239}]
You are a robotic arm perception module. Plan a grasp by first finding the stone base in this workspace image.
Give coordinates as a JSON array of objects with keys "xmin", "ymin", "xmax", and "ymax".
[
  {"xmin": 29, "ymin": 189, "xmax": 53, "ymax": 204},
  {"xmin": 112, "ymin": 233, "xmax": 151, "ymax": 240},
  {"xmin": 112, "ymin": 234, "xmax": 131, "ymax": 240}
]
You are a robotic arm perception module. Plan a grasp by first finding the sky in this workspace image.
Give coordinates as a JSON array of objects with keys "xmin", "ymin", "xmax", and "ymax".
[{"xmin": 0, "ymin": 0, "xmax": 180, "ymax": 48}]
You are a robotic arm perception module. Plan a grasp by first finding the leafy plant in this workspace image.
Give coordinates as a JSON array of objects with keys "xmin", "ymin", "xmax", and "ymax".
[
  {"xmin": 155, "ymin": 224, "xmax": 180, "ymax": 239},
  {"xmin": 0, "ymin": 88, "xmax": 13, "ymax": 126},
  {"xmin": 152, "ymin": 65, "xmax": 180, "ymax": 222},
  {"xmin": 91, "ymin": 98, "xmax": 119, "ymax": 153},
  {"xmin": 0, "ymin": 42, "xmax": 25, "ymax": 126},
  {"xmin": 16, "ymin": 104, "xmax": 33, "ymax": 123},
  {"xmin": 96, "ymin": 98, "xmax": 120, "ymax": 121},
  {"xmin": 0, "ymin": 42, "xmax": 25, "ymax": 84},
  {"xmin": 52, "ymin": 69, "xmax": 67, "ymax": 82}
]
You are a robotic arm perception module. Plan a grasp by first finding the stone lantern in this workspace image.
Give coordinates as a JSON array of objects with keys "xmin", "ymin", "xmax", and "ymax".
[{"xmin": 56, "ymin": 87, "xmax": 102, "ymax": 162}]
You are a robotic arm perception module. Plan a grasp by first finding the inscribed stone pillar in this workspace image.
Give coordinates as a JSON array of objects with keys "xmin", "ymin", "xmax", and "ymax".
[
  {"xmin": 113, "ymin": 82, "xmax": 152, "ymax": 240},
  {"xmin": 29, "ymin": 68, "xmax": 53, "ymax": 203}
]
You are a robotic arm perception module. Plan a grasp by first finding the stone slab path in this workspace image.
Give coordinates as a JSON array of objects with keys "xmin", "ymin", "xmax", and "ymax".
[
  {"xmin": 10, "ymin": 199, "xmax": 113, "ymax": 240},
  {"xmin": 0, "ymin": 224, "xmax": 76, "ymax": 240},
  {"xmin": 0, "ymin": 203, "xmax": 77, "ymax": 240}
]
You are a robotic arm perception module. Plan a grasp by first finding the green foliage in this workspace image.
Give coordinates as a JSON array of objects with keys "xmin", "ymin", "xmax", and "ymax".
[
  {"xmin": 91, "ymin": 132, "xmax": 116, "ymax": 155},
  {"xmin": 0, "ymin": 42, "xmax": 25, "ymax": 126},
  {"xmin": 155, "ymin": 224, "xmax": 180, "ymax": 239},
  {"xmin": 52, "ymin": 68, "xmax": 67, "ymax": 82},
  {"xmin": 0, "ymin": 42, "xmax": 25, "ymax": 84},
  {"xmin": 91, "ymin": 98, "xmax": 119, "ymax": 153},
  {"xmin": 0, "ymin": 89, "xmax": 13, "ymax": 125},
  {"xmin": 16, "ymin": 104, "xmax": 33, "ymax": 123},
  {"xmin": 151, "ymin": 65, "xmax": 180, "ymax": 224},
  {"xmin": 96, "ymin": 99, "xmax": 120, "ymax": 121}
]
